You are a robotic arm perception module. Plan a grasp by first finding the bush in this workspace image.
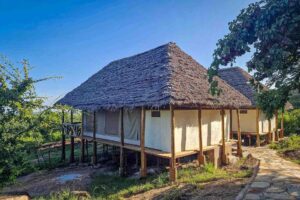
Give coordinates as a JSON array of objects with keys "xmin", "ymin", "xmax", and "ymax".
[{"xmin": 279, "ymin": 109, "xmax": 300, "ymax": 135}]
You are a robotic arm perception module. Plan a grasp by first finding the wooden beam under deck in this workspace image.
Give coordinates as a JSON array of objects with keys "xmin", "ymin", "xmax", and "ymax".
[{"xmin": 82, "ymin": 135, "xmax": 230, "ymax": 159}]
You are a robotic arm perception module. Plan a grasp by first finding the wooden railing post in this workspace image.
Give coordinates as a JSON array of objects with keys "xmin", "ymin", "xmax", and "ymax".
[
  {"xmin": 198, "ymin": 108, "xmax": 205, "ymax": 165},
  {"xmin": 61, "ymin": 110, "xmax": 66, "ymax": 161},
  {"xmin": 169, "ymin": 105, "xmax": 177, "ymax": 182},
  {"xmin": 236, "ymin": 109, "xmax": 243, "ymax": 157},
  {"xmin": 93, "ymin": 111, "xmax": 97, "ymax": 165},
  {"xmin": 140, "ymin": 107, "xmax": 147, "ymax": 177},
  {"xmin": 256, "ymin": 108, "xmax": 260, "ymax": 147},
  {"xmin": 70, "ymin": 110, "xmax": 75, "ymax": 163},
  {"xmin": 119, "ymin": 108, "xmax": 125, "ymax": 176}
]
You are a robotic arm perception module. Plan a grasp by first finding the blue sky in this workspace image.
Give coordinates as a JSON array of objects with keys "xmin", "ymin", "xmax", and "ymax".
[{"xmin": 0, "ymin": 0, "xmax": 255, "ymax": 105}]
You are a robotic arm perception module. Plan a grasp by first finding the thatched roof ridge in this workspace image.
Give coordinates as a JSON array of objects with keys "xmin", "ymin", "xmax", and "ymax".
[
  {"xmin": 219, "ymin": 67, "xmax": 257, "ymax": 105},
  {"xmin": 57, "ymin": 43, "xmax": 251, "ymax": 110},
  {"xmin": 219, "ymin": 67, "xmax": 293, "ymax": 110}
]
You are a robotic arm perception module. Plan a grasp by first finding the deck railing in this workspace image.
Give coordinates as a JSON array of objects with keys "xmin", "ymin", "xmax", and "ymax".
[{"xmin": 62, "ymin": 122, "xmax": 82, "ymax": 137}]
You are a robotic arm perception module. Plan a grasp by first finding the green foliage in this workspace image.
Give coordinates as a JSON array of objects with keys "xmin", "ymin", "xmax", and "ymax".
[
  {"xmin": 90, "ymin": 172, "xmax": 169, "ymax": 199},
  {"xmin": 270, "ymin": 134, "xmax": 300, "ymax": 151},
  {"xmin": 269, "ymin": 135, "xmax": 300, "ymax": 164},
  {"xmin": 208, "ymin": 0, "xmax": 300, "ymax": 117},
  {"xmin": 279, "ymin": 109, "xmax": 300, "ymax": 135},
  {"xmin": 35, "ymin": 190, "xmax": 79, "ymax": 200},
  {"xmin": 289, "ymin": 93, "xmax": 300, "ymax": 109},
  {"xmin": 0, "ymin": 57, "xmax": 59, "ymax": 186}
]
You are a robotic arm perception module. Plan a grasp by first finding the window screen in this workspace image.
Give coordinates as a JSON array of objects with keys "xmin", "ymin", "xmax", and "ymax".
[{"xmin": 105, "ymin": 110, "xmax": 120, "ymax": 135}]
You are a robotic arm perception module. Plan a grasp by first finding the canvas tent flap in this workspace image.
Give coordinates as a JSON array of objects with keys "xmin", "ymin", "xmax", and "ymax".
[
  {"xmin": 124, "ymin": 109, "xmax": 141, "ymax": 140},
  {"xmin": 105, "ymin": 110, "xmax": 120, "ymax": 135},
  {"xmin": 96, "ymin": 111, "xmax": 105, "ymax": 134}
]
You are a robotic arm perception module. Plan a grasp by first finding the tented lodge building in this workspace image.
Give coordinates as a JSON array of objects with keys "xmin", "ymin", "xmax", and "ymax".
[{"xmin": 57, "ymin": 43, "xmax": 286, "ymax": 181}]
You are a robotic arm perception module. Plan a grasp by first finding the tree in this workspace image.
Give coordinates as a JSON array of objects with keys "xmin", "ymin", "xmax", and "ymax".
[
  {"xmin": 0, "ymin": 57, "xmax": 55, "ymax": 185},
  {"xmin": 208, "ymin": 0, "xmax": 300, "ymax": 118}
]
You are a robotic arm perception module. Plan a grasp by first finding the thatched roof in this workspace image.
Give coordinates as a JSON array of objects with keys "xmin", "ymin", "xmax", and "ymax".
[
  {"xmin": 57, "ymin": 43, "xmax": 251, "ymax": 110},
  {"xmin": 219, "ymin": 67, "xmax": 293, "ymax": 110}
]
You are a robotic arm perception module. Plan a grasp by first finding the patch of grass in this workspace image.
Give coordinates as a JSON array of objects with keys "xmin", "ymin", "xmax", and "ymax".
[
  {"xmin": 89, "ymin": 162, "xmax": 252, "ymax": 199},
  {"xmin": 90, "ymin": 172, "xmax": 169, "ymax": 199},
  {"xmin": 34, "ymin": 190, "xmax": 79, "ymax": 200},
  {"xmin": 269, "ymin": 134, "xmax": 300, "ymax": 164}
]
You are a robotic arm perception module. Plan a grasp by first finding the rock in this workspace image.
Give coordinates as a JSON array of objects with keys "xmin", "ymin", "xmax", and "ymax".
[
  {"xmin": 287, "ymin": 184, "xmax": 300, "ymax": 197},
  {"xmin": 251, "ymin": 182, "xmax": 270, "ymax": 189},
  {"xmin": 227, "ymin": 155, "xmax": 239, "ymax": 165},
  {"xmin": 265, "ymin": 186, "xmax": 285, "ymax": 193},
  {"xmin": 244, "ymin": 193, "xmax": 261, "ymax": 200},
  {"xmin": 71, "ymin": 191, "xmax": 91, "ymax": 199},
  {"xmin": 0, "ymin": 192, "xmax": 30, "ymax": 200},
  {"xmin": 263, "ymin": 192, "xmax": 291, "ymax": 200}
]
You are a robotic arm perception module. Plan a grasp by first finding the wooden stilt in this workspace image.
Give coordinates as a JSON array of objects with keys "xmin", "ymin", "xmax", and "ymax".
[
  {"xmin": 256, "ymin": 108, "xmax": 260, "ymax": 147},
  {"xmin": 61, "ymin": 110, "xmax": 66, "ymax": 161},
  {"xmin": 280, "ymin": 108, "xmax": 284, "ymax": 138},
  {"xmin": 198, "ymin": 108, "xmax": 205, "ymax": 165},
  {"xmin": 70, "ymin": 110, "xmax": 75, "ymax": 163},
  {"xmin": 80, "ymin": 111, "xmax": 85, "ymax": 163},
  {"xmin": 93, "ymin": 111, "xmax": 97, "ymax": 165},
  {"xmin": 229, "ymin": 109, "xmax": 233, "ymax": 139},
  {"xmin": 86, "ymin": 139, "xmax": 89, "ymax": 161},
  {"xmin": 275, "ymin": 111, "xmax": 279, "ymax": 141},
  {"xmin": 169, "ymin": 105, "xmax": 177, "ymax": 182},
  {"xmin": 221, "ymin": 109, "xmax": 227, "ymax": 164},
  {"xmin": 119, "ymin": 108, "xmax": 125, "ymax": 176},
  {"xmin": 268, "ymin": 119, "xmax": 272, "ymax": 143},
  {"xmin": 140, "ymin": 107, "xmax": 147, "ymax": 178},
  {"xmin": 236, "ymin": 109, "xmax": 243, "ymax": 157}
]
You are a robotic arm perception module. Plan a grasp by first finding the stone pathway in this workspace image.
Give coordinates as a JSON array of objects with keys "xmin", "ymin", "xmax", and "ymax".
[{"xmin": 243, "ymin": 146, "xmax": 300, "ymax": 200}]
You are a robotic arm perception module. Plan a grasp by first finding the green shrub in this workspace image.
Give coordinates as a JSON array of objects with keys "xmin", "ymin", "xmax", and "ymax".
[{"xmin": 279, "ymin": 109, "xmax": 300, "ymax": 135}]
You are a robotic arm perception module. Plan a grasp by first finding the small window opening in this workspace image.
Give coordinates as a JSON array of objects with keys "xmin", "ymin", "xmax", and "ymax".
[
  {"xmin": 240, "ymin": 109, "xmax": 248, "ymax": 114},
  {"xmin": 151, "ymin": 111, "xmax": 161, "ymax": 117}
]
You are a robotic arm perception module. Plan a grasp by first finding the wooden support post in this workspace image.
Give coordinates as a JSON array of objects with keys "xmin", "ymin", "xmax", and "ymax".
[
  {"xmin": 80, "ymin": 111, "xmax": 85, "ymax": 163},
  {"xmin": 280, "ymin": 108, "xmax": 284, "ymax": 138},
  {"xmin": 93, "ymin": 111, "xmax": 97, "ymax": 165},
  {"xmin": 140, "ymin": 107, "xmax": 147, "ymax": 178},
  {"xmin": 221, "ymin": 109, "xmax": 227, "ymax": 164},
  {"xmin": 61, "ymin": 110, "xmax": 66, "ymax": 161},
  {"xmin": 70, "ymin": 110, "xmax": 75, "ymax": 163},
  {"xmin": 268, "ymin": 119, "xmax": 272, "ymax": 143},
  {"xmin": 256, "ymin": 108, "xmax": 260, "ymax": 147},
  {"xmin": 86, "ymin": 139, "xmax": 89, "ymax": 161},
  {"xmin": 119, "ymin": 108, "xmax": 125, "ymax": 176},
  {"xmin": 198, "ymin": 108, "xmax": 205, "ymax": 165},
  {"xmin": 236, "ymin": 109, "xmax": 243, "ymax": 157},
  {"xmin": 229, "ymin": 109, "xmax": 233, "ymax": 139},
  {"xmin": 273, "ymin": 110, "xmax": 281, "ymax": 140},
  {"xmin": 169, "ymin": 105, "xmax": 177, "ymax": 182}
]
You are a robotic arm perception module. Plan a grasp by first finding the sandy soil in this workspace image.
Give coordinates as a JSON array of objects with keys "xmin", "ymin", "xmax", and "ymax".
[{"xmin": 1, "ymin": 165, "xmax": 99, "ymax": 197}]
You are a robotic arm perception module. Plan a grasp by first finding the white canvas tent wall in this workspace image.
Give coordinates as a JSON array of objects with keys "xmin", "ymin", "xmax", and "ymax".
[{"xmin": 232, "ymin": 109, "xmax": 276, "ymax": 134}]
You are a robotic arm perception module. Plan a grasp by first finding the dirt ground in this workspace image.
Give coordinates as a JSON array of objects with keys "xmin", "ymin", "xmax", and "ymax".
[
  {"xmin": 128, "ymin": 178, "xmax": 250, "ymax": 200},
  {"xmin": 1, "ymin": 155, "xmax": 257, "ymax": 199},
  {"xmin": 1, "ymin": 165, "xmax": 99, "ymax": 197}
]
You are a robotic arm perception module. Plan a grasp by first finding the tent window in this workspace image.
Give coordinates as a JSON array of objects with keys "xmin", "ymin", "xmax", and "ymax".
[
  {"xmin": 84, "ymin": 112, "xmax": 94, "ymax": 132},
  {"xmin": 105, "ymin": 111, "xmax": 119, "ymax": 135},
  {"xmin": 240, "ymin": 109, "xmax": 248, "ymax": 114},
  {"xmin": 151, "ymin": 111, "xmax": 160, "ymax": 117}
]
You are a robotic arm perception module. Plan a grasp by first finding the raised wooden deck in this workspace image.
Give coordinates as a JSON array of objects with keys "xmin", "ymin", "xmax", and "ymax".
[{"xmin": 82, "ymin": 135, "xmax": 233, "ymax": 159}]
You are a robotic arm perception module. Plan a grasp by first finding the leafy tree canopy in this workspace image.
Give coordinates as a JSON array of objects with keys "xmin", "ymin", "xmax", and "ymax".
[
  {"xmin": 0, "ymin": 57, "xmax": 58, "ymax": 185},
  {"xmin": 208, "ymin": 0, "xmax": 300, "ymax": 118}
]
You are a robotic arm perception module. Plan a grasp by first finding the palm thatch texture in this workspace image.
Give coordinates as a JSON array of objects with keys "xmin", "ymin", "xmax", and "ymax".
[
  {"xmin": 219, "ymin": 67, "xmax": 293, "ymax": 110},
  {"xmin": 57, "ymin": 43, "xmax": 252, "ymax": 110}
]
